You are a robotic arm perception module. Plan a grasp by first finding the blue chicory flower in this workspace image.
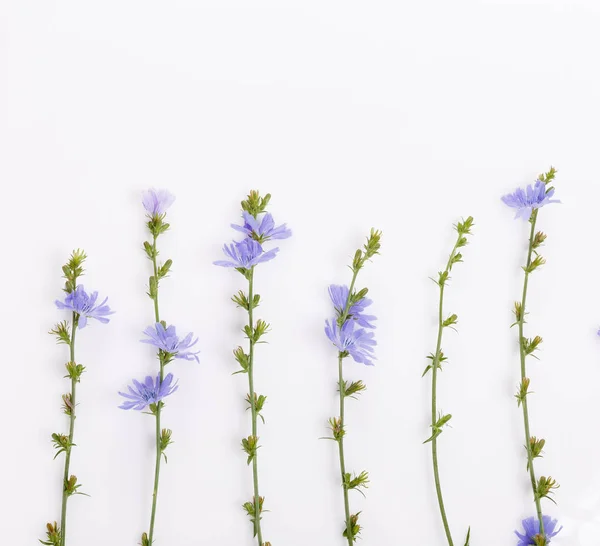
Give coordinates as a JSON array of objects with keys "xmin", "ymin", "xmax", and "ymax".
[
  {"xmin": 141, "ymin": 322, "xmax": 200, "ymax": 362},
  {"xmin": 55, "ymin": 285, "xmax": 114, "ymax": 329},
  {"xmin": 231, "ymin": 211, "xmax": 292, "ymax": 241},
  {"xmin": 515, "ymin": 516, "xmax": 562, "ymax": 546},
  {"xmin": 142, "ymin": 188, "xmax": 176, "ymax": 217},
  {"xmin": 325, "ymin": 319, "xmax": 376, "ymax": 366},
  {"xmin": 501, "ymin": 180, "xmax": 560, "ymax": 221},
  {"xmin": 118, "ymin": 372, "xmax": 178, "ymax": 410},
  {"xmin": 328, "ymin": 284, "xmax": 377, "ymax": 329},
  {"xmin": 214, "ymin": 238, "xmax": 279, "ymax": 269}
]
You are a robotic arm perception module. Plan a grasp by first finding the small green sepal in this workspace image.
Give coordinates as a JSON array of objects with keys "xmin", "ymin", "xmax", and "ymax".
[
  {"xmin": 39, "ymin": 522, "xmax": 61, "ymax": 545},
  {"xmin": 534, "ymin": 475, "xmax": 559, "ymax": 504},
  {"xmin": 424, "ymin": 413, "xmax": 452, "ymax": 443},
  {"xmin": 50, "ymin": 321, "xmax": 71, "ymax": 345},
  {"xmin": 241, "ymin": 435, "xmax": 260, "ymax": 464},
  {"xmin": 342, "ymin": 512, "xmax": 362, "ymax": 540}
]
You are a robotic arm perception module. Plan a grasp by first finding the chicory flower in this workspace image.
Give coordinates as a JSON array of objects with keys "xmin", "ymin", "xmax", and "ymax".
[
  {"xmin": 141, "ymin": 322, "xmax": 200, "ymax": 363},
  {"xmin": 119, "ymin": 373, "xmax": 178, "ymax": 410},
  {"xmin": 55, "ymin": 285, "xmax": 114, "ymax": 329}
]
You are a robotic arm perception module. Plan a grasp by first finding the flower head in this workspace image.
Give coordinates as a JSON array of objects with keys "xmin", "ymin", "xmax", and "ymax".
[
  {"xmin": 142, "ymin": 188, "xmax": 176, "ymax": 217},
  {"xmin": 55, "ymin": 285, "xmax": 114, "ymax": 329},
  {"xmin": 325, "ymin": 319, "xmax": 376, "ymax": 366},
  {"xmin": 329, "ymin": 284, "xmax": 377, "ymax": 329},
  {"xmin": 214, "ymin": 238, "xmax": 279, "ymax": 269},
  {"xmin": 141, "ymin": 322, "xmax": 200, "ymax": 363},
  {"xmin": 502, "ymin": 180, "xmax": 560, "ymax": 220},
  {"xmin": 515, "ymin": 516, "xmax": 562, "ymax": 546},
  {"xmin": 118, "ymin": 373, "xmax": 178, "ymax": 410},
  {"xmin": 232, "ymin": 211, "xmax": 292, "ymax": 242}
]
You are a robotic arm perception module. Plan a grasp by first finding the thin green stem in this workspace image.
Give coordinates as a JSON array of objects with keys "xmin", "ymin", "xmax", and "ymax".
[
  {"xmin": 59, "ymin": 313, "xmax": 78, "ymax": 546},
  {"xmin": 430, "ymin": 241, "xmax": 461, "ymax": 546},
  {"xmin": 148, "ymin": 234, "xmax": 163, "ymax": 545},
  {"xmin": 337, "ymin": 355, "xmax": 352, "ymax": 546},
  {"xmin": 151, "ymin": 235, "xmax": 160, "ymax": 324},
  {"xmin": 247, "ymin": 267, "xmax": 264, "ymax": 545},
  {"xmin": 517, "ymin": 212, "xmax": 545, "ymax": 535},
  {"xmin": 337, "ymin": 267, "xmax": 359, "ymax": 545}
]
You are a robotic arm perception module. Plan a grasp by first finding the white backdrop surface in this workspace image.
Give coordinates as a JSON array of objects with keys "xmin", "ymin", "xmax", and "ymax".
[{"xmin": 2, "ymin": 1, "xmax": 600, "ymax": 545}]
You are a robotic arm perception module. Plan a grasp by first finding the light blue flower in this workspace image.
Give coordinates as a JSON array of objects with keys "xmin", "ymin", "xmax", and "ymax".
[
  {"xmin": 55, "ymin": 285, "xmax": 114, "ymax": 329},
  {"xmin": 119, "ymin": 373, "xmax": 178, "ymax": 410},
  {"xmin": 141, "ymin": 323, "xmax": 200, "ymax": 363},
  {"xmin": 325, "ymin": 319, "xmax": 376, "ymax": 366},
  {"xmin": 502, "ymin": 180, "xmax": 560, "ymax": 220},
  {"xmin": 232, "ymin": 211, "xmax": 291, "ymax": 242},
  {"xmin": 142, "ymin": 188, "xmax": 175, "ymax": 216},
  {"xmin": 214, "ymin": 238, "xmax": 279, "ymax": 269},
  {"xmin": 328, "ymin": 284, "xmax": 376, "ymax": 329},
  {"xmin": 515, "ymin": 516, "xmax": 562, "ymax": 546}
]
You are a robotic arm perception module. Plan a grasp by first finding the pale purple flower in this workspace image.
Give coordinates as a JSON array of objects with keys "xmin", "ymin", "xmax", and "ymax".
[
  {"xmin": 55, "ymin": 285, "xmax": 114, "ymax": 329},
  {"xmin": 214, "ymin": 238, "xmax": 279, "ymax": 269},
  {"xmin": 232, "ymin": 211, "xmax": 292, "ymax": 241},
  {"xmin": 118, "ymin": 373, "xmax": 178, "ymax": 410},
  {"xmin": 502, "ymin": 180, "xmax": 560, "ymax": 220},
  {"xmin": 142, "ymin": 188, "xmax": 175, "ymax": 216},
  {"xmin": 141, "ymin": 322, "xmax": 200, "ymax": 362},
  {"xmin": 325, "ymin": 319, "xmax": 376, "ymax": 366},
  {"xmin": 328, "ymin": 284, "xmax": 377, "ymax": 329},
  {"xmin": 515, "ymin": 516, "xmax": 562, "ymax": 545}
]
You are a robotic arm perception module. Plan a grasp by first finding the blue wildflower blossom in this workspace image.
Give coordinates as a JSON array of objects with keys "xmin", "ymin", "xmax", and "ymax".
[
  {"xmin": 55, "ymin": 285, "xmax": 114, "ymax": 329},
  {"xmin": 325, "ymin": 319, "xmax": 376, "ymax": 366},
  {"xmin": 515, "ymin": 516, "xmax": 562, "ymax": 546},
  {"xmin": 118, "ymin": 373, "xmax": 178, "ymax": 410},
  {"xmin": 328, "ymin": 284, "xmax": 377, "ymax": 329},
  {"xmin": 502, "ymin": 180, "xmax": 560, "ymax": 221},
  {"xmin": 214, "ymin": 238, "xmax": 279, "ymax": 269},
  {"xmin": 142, "ymin": 188, "xmax": 176, "ymax": 217},
  {"xmin": 232, "ymin": 211, "xmax": 292, "ymax": 242},
  {"xmin": 141, "ymin": 322, "xmax": 200, "ymax": 362}
]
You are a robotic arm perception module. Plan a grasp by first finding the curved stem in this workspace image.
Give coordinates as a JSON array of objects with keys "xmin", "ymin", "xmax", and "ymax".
[
  {"xmin": 337, "ymin": 355, "xmax": 353, "ymax": 546},
  {"xmin": 151, "ymin": 235, "xmax": 160, "ymax": 325},
  {"xmin": 247, "ymin": 267, "xmax": 264, "ymax": 545},
  {"xmin": 430, "ymin": 242, "xmax": 460, "ymax": 546},
  {"xmin": 148, "ymin": 234, "xmax": 163, "ymax": 545},
  {"xmin": 59, "ymin": 314, "xmax": 77, "ymax": 546},
  {"xmin": 518, "ymin": 212, "xmax": 545, "ymax": 535},
  {"xmin": 337, "ymin": 268, "xmax": 359, "ymax": 545}
]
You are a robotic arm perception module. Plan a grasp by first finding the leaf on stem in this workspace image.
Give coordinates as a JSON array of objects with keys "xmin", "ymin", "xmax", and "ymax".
[
  {"xmin": 246, "ymin": 393, "xmax": 267, "ymax": 423},
  {"xmin": 39, "ymin": 521, "xmax": 61, "ymax": 546},
  {"xmin": 535, "ymin": 475, "xmax": 559, "ymax": 504},
  {"xmin": 344, "ymin": 470, "xmax": 370, "ymax": 497},
  {"xmin": 515, "ymin": 377, "xmax": 532, "ymax": 407},
  {"xmin": 423, "ymin": 413, "xmax": 452, "ymax": 443},
  {"xmin": 422, "ymin": 351, "xmax": 447, "ymax": 376},
  {"xmin": 49, "ymin": 321, "xmax": 71, "ymax": 345},
  {"xmin": 342, "ymin": 512, "xmax": 362, "ymax": 540},
  {"xmin": 342, "ymin": 380, "xmax": 367, "ymax": 399},
  {"xmin": 463, "ymin": 526, "xmax": 471, "ymax": 546},
  {"xmin": 241, "ymin": 435, "xmax": 260, "ymax": 465}
]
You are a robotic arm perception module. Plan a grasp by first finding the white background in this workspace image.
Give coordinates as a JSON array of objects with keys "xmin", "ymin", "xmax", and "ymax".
[{"xmin": 2, "ymin": 1, "xmax": 600, "ymax": 545}]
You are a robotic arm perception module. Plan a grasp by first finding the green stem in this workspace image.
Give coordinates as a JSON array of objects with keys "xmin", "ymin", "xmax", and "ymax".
[
  {"xmin": 247, "ymin": 267, "xmax": 263, "ymax": 545},
  {"xmin": 337, "ymin": 268, "xmax": 359, "ymax": 545},
  {"xmin": 430, "ymin": 237, "xmax": 463, "ymax": 546},
  {"xmin": 337, "ymin": 356, "xmax": 353, "ymax": 546},
  {"xmin": 151, "ymin": 235, "xmax": 160, "ymax": 324},
  {"xmin": 517, "ymin": 212, "xmax": 545, "ymax": 535},
  {"xmin": 148, "ymin": 234, "xmax": 163, "ymax": 545},
  {"xmin": 60, "ymin": 313, "xmax": 78, "ymax": 546}
]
